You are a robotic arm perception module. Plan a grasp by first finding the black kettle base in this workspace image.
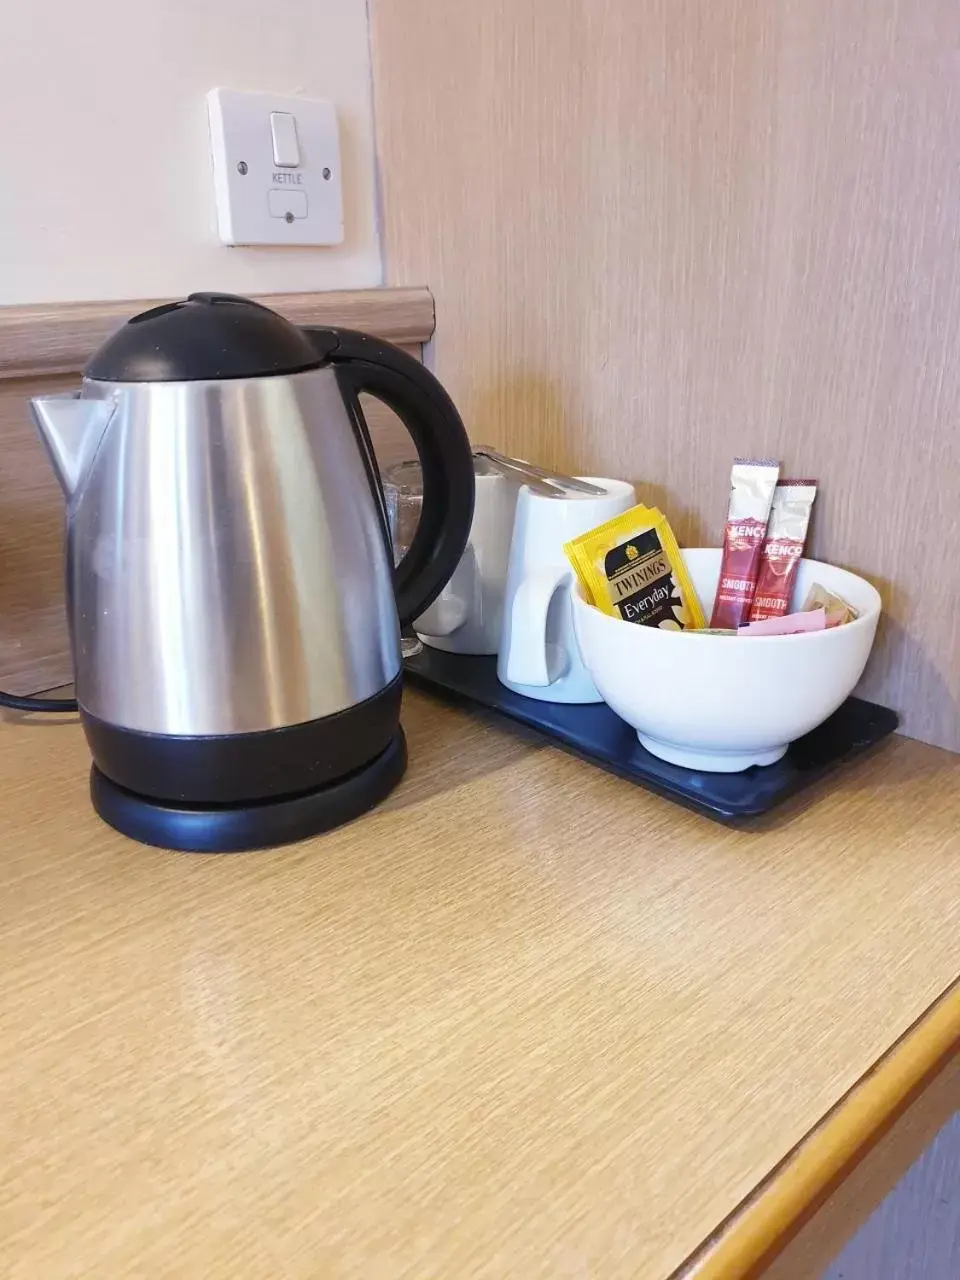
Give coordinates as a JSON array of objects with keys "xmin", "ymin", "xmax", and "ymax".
[{"xmin": 90, "ymin": 729, "xmax": 407, "ymax": 853}]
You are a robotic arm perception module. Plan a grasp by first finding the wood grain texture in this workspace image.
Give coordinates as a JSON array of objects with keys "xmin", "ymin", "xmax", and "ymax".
[
  {"xmin": 0, "ymin": 287, "xmax": 434, "ymax": 378},
  {"xmin": 369, "ymin": 0, "xmax": 960, "ymax": 752},
  {"xmin": 682, "ymin": 988, "xmax": 960, "ymax": 1278},
  {"xmin": 765, "ymin": 1058, "xmax": 960, "ymax": 1279},
  {"xmin": 0, "ymin": 290, "xmax": 427, "ymax": 694},
  {"xmin": 1, "ymin": 694, "xmax": 959, "ymax": 1278}
]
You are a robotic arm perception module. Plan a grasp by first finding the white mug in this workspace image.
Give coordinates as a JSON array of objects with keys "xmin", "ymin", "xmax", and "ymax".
[
  {"xmin": 497, "ymin": 477, "xmax": 636, "ymax": 702},
  {"xmin": 415, "ymin": 470, "xmax": 521, "ymax": 655}
]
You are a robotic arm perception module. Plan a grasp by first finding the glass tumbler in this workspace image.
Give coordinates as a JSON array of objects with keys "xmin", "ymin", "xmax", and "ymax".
[{"xmin": 382, "ymin": 460, "xmax": 424, "ymax": 659}]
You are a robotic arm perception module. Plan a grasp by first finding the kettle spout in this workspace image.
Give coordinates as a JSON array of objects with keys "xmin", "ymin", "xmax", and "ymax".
[{"xmin": 29, "ymin": 393, "xmax": 115, "ymax": 498}]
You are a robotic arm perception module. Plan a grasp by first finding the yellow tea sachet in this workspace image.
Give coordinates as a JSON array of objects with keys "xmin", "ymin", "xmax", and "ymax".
[{"xmin": 564, "ymin": 504, "xmax": 706, "ymax": 630}]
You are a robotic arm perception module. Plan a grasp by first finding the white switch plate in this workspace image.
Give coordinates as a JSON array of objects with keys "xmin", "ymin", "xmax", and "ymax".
[{"xmin": 206, "ymin": 88, "xmax": 344, "ymax": 247}]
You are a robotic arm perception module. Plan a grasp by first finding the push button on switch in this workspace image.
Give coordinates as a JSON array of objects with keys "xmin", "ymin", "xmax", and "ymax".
[{"xmin": 269, "ymin": 111, "xmax": 300, "ymax": 167}]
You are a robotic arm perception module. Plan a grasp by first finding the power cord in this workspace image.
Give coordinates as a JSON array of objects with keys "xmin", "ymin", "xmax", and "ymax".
[{"xmin": 0, "ymin": 689, "xmax": 78, "ymax": 713}]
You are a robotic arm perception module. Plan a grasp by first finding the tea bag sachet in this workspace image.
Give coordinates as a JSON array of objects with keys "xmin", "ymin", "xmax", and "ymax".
[{"xmin": 565, "ymin": 504, "xmax": 706, "ymax": 630}]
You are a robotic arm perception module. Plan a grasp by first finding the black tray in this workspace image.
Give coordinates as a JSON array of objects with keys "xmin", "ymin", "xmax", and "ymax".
[{"xmin": 403, "ymin": 648, "xmax": 899, "ymax": 823}]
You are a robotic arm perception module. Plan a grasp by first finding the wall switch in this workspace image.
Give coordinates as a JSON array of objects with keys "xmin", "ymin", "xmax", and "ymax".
[{"xmin": 206, "ymin": 88, "xmax": 344, "ymax": 247}]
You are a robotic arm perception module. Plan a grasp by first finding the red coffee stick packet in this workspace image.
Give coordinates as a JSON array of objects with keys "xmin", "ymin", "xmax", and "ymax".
[
  {"xmin": 747, "ymin": 480, "xmax": 818, "ymax": 622},
  {"xmin": 710, "ymin": 458, "xmax": 780, "ymax": 629}
]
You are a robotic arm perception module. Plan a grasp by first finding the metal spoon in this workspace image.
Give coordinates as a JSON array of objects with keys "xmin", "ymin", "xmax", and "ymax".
[{"xmin": 473, "ymin": 446, "xmax": 608, "ymax": 497}]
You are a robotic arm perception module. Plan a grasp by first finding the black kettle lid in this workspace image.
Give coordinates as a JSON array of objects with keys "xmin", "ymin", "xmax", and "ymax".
[{"xmin": 84, "ymin": 292, "xmax": 325, "ymax": 382}]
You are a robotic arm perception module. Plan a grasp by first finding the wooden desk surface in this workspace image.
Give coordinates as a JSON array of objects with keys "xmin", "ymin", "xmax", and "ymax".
[{"xmin": 1, "ymin": 692, "xmax": 958, "ymax": 1279}]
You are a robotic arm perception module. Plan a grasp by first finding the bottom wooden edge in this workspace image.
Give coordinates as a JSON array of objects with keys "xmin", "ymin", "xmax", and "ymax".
[{"xmin": 679, "ymin": 977, "xmax": 960, "ymax": 1279}]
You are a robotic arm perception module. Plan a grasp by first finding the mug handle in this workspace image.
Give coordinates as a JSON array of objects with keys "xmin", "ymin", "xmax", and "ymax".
[{"xmin": 502, "ymin": 566, "xmax": 571, "ymax": 686}]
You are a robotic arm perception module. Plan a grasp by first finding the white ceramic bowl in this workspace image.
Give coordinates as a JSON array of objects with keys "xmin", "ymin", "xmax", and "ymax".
[{"xmin": 572, "ymin": 549, "xmax": 881, "ymax": 772}]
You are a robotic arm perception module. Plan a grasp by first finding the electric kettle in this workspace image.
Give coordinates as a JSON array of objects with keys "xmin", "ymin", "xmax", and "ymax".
[{"xmin": 26, "ymin": 292, "xmax": 475, "ymax": 851}]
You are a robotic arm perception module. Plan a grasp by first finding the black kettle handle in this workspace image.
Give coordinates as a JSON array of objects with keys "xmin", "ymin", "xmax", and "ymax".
[{"xmin": 303, "ymin": 327, "xmax": 475, "ymax": 626}]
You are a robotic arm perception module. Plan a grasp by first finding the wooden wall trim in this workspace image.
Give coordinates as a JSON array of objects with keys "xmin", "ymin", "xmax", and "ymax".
[{"xmin": 0, "ymin": 286, "xmax": 434, "ymax": 380}]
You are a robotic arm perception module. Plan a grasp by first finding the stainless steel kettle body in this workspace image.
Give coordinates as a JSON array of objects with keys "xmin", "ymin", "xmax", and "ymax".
[
  {"xmin": 69, "ymin": 367, "xmax": 400, "ymax": 737},
  {"xmin": 29, "ymin": 295, "xmax": 475, "ymax": 820}
]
